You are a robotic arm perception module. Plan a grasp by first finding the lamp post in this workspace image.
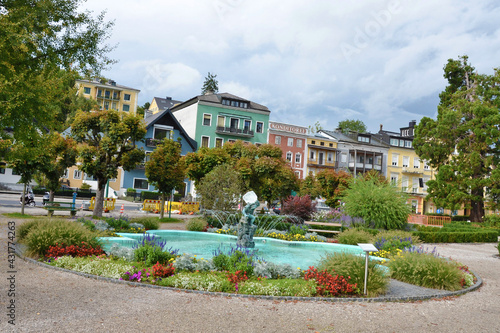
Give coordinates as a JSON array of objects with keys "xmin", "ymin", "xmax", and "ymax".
[{"xmin": 357, "ymin": 243, "xmax": 379, "ymax": 295}]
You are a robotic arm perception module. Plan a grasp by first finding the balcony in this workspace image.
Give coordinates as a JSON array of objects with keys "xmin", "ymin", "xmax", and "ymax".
[
  {"xmin": 145, "ymin": 138, "xmax": 161, "ymax": 147},
  {"xmin": 215, "ymin": 126, "xmax": 254, "ymax": 138}
]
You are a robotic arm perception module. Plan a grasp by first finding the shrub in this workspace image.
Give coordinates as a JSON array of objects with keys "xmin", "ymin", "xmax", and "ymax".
[
  {"xmin": 157, "ymin": 271, "xmax": 234, "ymax": 292},
  {"xmin": 483, "ymin": 214, "xmax": 500, "ymax": 227},
  {"xmin": 412, "ymin": 230, "xmax": 498, "ymax": 243},
  {"xmin": 103, "ymin": 216, "xmax": 131, "ymax": 230},
  {"xmin": 131, "ymin": 217, "xmax": 160, "ymax": 230},
  {"xmin": 342, "ymin": 177, "xmax": 412, "ymax": 230},
  {"xmin": 498, "ymin": 242, "xmax": 500, "ymax": 256},
  {"xmin": 151, "ymin": 262, "xmax": 176, "ymax": 278},
  {"xmin": 133, "ymin": 233, "xmax": 178, "ymax": 266},
  {"xmin": 186, "ymin": 217, "xmax": 208, "ymax": 231},
  {"xmin": 336, "ymin": 228, "xmax": 373, "ymax": 245},
  {"xmin": 317, "ymin": 252, "xmax": 389, "ymax": 297},
  {"xmin": 253, "ymin": 262, "xmax": 302, "ymax": 279},
  {"xmin": 106, "ymin": 243, "xmax": 135, "ymax": 261},
  {"xmin": 281, "ymin": 195, "xmax": 317, "ymax": 221},
  {"xmin": 388, "ymin": 252, "xmax": 465, "ymax": 291},
  {"xmin": 46, "ymin": 243, "xmax": 104, "ymax": 258},
  {"xmin": 22, "ymin": 219, "xmax": 100, "ymax": 258},
  {"xmin": 289, "ymin": 224, "xmax": 308, "ymax": 236},
  {"xmin": 17, "ymin": 219, "xmax": 42, "ymax": 241}
]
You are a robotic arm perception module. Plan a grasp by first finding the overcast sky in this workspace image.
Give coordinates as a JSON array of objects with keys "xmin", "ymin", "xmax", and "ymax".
[{"xmin": 81, "ymin": 0, "xmax": 500, "ymax": 133}]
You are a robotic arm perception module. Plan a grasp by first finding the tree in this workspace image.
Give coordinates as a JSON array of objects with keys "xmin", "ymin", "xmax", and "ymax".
[
  {"xmin": 136, "ymin": 102, "xmax": 150, "ymax": 118},
  {"xmin": 414, "ymin": 56, "xmax": 500, "ymax": 222},
  {"xmin": 145, "ymin": 139, "xmax": 185, "ymax": 219},
  {"xmin": 342, "ymin": 177, "xmax": 412, "ymax": 230},
  {"xmin": 0, "ymin": 0, "xmax": 115, "ymax": 141},
  {"xmin": 196, "ymin": 164, "xmax": 243, "ymax": 211},
  {"xmin": 315, "ymin": 169, "xmax": 352, "ymax": 207},
  {"xmin": 36, "ymin": 133, "xmax": 78, "ymax": 202},
  {"xmin": 201, "ymin": 72, "xmax": 219, "ymax": 95},
  {"xmin": 337, "ymin": 119, "xmax": 367, "ymax": 134},
  {"xmin": 308, "ymin": 121, "xmax": 323, "ymax": 134},
  {"xmin": 71, "ymin": 110, "xmax": 146, "ymax": 217}
]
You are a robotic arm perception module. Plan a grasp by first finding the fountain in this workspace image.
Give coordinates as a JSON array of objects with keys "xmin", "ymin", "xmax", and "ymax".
[{"xmin": 236, "ymin": 191, "xmax": 260, "ymax": 248}]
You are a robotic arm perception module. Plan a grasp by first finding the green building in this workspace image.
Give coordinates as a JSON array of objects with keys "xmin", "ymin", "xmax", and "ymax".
[{"xmin": 170, "ymin": 92, "xmax": 270, "ymax": 149}]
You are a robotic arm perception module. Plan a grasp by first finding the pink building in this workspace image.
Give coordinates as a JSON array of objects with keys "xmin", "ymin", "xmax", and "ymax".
[{"xmin": 268, "ymin": 121, "xmax": 308, "ymax": 179}]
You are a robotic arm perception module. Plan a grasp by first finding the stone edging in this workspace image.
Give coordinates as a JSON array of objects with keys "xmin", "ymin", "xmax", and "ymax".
[{"xmin": 16, "ymin": 246, "xmax": 483, "ymax": 303}]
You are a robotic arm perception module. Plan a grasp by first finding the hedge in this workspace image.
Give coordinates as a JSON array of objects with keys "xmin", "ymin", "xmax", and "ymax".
[{"xmin": 412, "ymin": 230, "xmax": 498, "ymax": 243}]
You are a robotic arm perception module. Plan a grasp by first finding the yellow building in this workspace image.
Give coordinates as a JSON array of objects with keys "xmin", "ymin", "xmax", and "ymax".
[
  {"xmin": 75, "ymin": 79, "xmax": 140, "ymax": 114},
  {"xmin": 378, "ymin": 121, "xmax": 436, "ymax": 214},
  {"xmin": 306, "ymin": 136, "xmax": 338, "ymax": 175},
  {"xmin": 61, "ymin": 165, "xmax": 123, "ymax": 195}
]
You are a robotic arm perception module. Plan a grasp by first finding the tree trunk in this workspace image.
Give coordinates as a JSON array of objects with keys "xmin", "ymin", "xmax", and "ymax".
[
  {"xmin": 21, "ymin": 183, "xmax": 26, "ymax": 215},
  {"xmin": 49, "ymin": 190, "xmax": 55, "ymax": 203},
  {"xmin": 469, "ymin": 199, "xmax": 485, "ymax": 222},
  {"xmin": 93, "ymin": 179, "xmax": 106, "ymax": 218},
  {"xmin": 160, "ymin": 193, "xmax": 165, "ymax": 219}
]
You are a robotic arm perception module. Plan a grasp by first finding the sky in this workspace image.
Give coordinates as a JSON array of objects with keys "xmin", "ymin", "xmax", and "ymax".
[{"xmin": 80, "ymin": 0, "xmax": 500, "ymax": 133}]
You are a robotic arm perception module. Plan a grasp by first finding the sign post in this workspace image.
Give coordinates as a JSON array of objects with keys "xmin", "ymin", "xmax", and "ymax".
[{"xmin": 357, "ymin": 243, "xmax": 379, "ymax": 295}]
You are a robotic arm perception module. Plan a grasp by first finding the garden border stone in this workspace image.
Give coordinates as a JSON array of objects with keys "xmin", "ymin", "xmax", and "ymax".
[{"xmin": 15, "ymin": 244, "xmax": 483, "ymax": 303}]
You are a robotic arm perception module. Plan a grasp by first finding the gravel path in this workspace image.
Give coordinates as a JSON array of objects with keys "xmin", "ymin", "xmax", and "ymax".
[{"xmin": 1, "ymin": 216, "xmax": 499, "ymax": 332}]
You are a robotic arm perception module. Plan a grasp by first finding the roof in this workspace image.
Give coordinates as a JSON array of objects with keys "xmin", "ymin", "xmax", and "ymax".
[
  {"xmin": 144, "ymin": 109, "xmax": 197, "ymax": 151},
  {"xmin": 319, "ymin": 129, "xmax": 389, "ymax": 148},
  {"xmin": 76, "ymin": 79, "xmax": 140, "ymax": 92},
  {"xmin": 151, "ymin": 97, "xmax": 182, "ymax": 111},
  {"xmin": 171, "ymin": 92, "xmax": 270, "ymax": 113}
]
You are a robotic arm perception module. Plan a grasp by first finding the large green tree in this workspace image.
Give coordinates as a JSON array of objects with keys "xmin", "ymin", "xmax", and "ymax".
[
  {"xmin": 337, "ymin": 119, "xmax": 367, "ymax": 134},
  {"xmin": 201, "ymin": 72, "xmax": 218, "ymax": 95},
  {"xmin": 414, "ymin": 56, "xmax": 500, "ymax": 222},
  {"xmin": 145, "ymin": 139, "xmax": 185, "ymax": 219},
  {"xmin": 0, "ymin": 0, "xmax": 114, "ymax": 141},
  {"xmin": 71, "ymin": 110, "xmax": 146, "ymax": 217},
  {"xmin": 196, "ymin": 164, "xmax": 243, "ymax": 211}
]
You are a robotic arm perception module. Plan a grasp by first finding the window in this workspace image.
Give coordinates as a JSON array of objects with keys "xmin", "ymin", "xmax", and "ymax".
[
  {"xmin": 320, "ymin": 142, "xmax": 324, "ymax": 146},
  {"xmin": 134, "ymin": 178, "xmax": 149, "ymax": 190},
  {"xmin": 341, "ymin": 153, "xmax": 347, "ymax": 163},
  {"xmin": 230, "ymin": 118, "xmax": 239, "ymax": 129},
  {"xmin": 402, "ymin": 176, "xmax": 408, "ymax": 192},
  {"xmin": 154, "ymin": 126, "xmax": 172, "ymax": 140},
  {"xmin": 390, "ymin": 138, "xmax": 399, "ymax": 146},
  {"xmin": 310, "ymin": 150, "xmax": 316, "ymax": 160},
  {"xmin": 217, "ymin": 116, "xmax": 225, "ymax": 127},
  {"xmin": 318, "ymin": 152, "xmax": 324, "ymax": 165},
  {"xmin": 201, "ymin": 136, "xmax": 210, "ymax": 148},
  {"xmin": 287, "ymin": 138, "xmax": 294, "ymax": 147},
  {"xmin": 124, "ymin": 94, "xmax": 131, "ymax": 101},
  {"xmin": 113, "ymin": 92, "xmax": 119, "ymax": 99},
  {"xmin": 392, "ymin": 154, "xmax": 398, "ymax": 166},
  {"xmin": 112, "ymin": 102, "xmax": 117, "ymax": 110},
  {"xmin": 203, "ymin": 114, "xmax": 212, "ymax": 126},
  {"xmin": 231, "ymin": 101, "xmax": 239, "ymax": 107},
  {"xmin": 105, "ymin": 90, "xmax": 110, "ymax": 98},
  {"xmin": 413, "ymin": 157, "xmax": 420, "ymax": 169},
  {"xmin": 405, "ymin": 140, "xmax": 412, "ymax": 148},
  {"xmin": 97, "ymin": 89, "xmax": 103, "ymax": 97},
  {"xmin": 0, "ymin": 162, "xmax": 5, "ymax": 174},
  {"xmin": 62, "ymin": 169, "xmax": 69, "ymax": 178},
  {"xmin": 73, "ymin": 170, "xmax": 82, "ymax": 180},
  {"xmin": 403, "ymin": 156, "xmax": 409, "ymax": 168},
  {"xmin": 295, "ymin": 153, "xmax": 301, "ymax": 163},
  {"xmin": 296, "ymin": 139, "xmax": 302, "ymax": 148},
  {"xmin": 104, "ymin": 101, "xmax": 109, "ymax": 110},
  {"xmin": 122, "ymin": 104, "xmax": 130, "ymax": 112},
  {"xmin": 222, "ymin": 99, "xmax": 230, "ymax": 106},
  {"xmin": 275, "ymin": 136, "xmax": 281, "ymax": 145},
  {"xmin": 424, "ymin": 160, "xmax": 430, "ymax": 170},
  {"xmin": 256, "ymin": 121, "xmax": 264, "ymax": 133},
  {"xmin": 390, "ymin": 173, "xmax": 398, "ymax": 185},
  {"xmin": 399, "ymin": 140, "xmax": 405, "ymax": 147},
  {"xmin": 83, "ymin": 87, "xmax": 91, "ymax": 94},
  {"xmin": 244, "ymin": 120, "xmax": 251, "ymax": 131},
  {"xmin": 327, "ymin": 153, "xmax": 333, "ymax": 163},
  {"xmin": 215, "ymin": 138, "xmax": 223, "ymax": 148},
  {"xmin": 311, "ymin": 140, "xmax": 316, "ymax": 144},
  {"xmin": 84, "ymin": 173, "xmax": 97, "ymax": 181},
  {"xmin": 286, "ymin": 152, "xmax": 292, "ymax": 161},
  {"xmin": 358, "ymin": 136, "xmax": 370, "ymax": 143},
  {"xmin": 329, "ymin": 143, "xmax": 333, "ymax": 147},
  {"xmin": 412, "ymin": 178, "xmax": 419, "ymax": 193}
]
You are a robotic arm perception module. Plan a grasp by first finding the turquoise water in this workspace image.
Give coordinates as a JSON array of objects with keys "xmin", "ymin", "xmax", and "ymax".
[{"xmin": 99, "ymin": 230, "xmax": 369, "ymax": 269}]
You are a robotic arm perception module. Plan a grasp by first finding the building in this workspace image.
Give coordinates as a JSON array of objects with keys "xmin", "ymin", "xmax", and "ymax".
[
  {"xmin": 75, "ymin": 79, "xmax": 140, "ymax": 114},
  {"xmin": 376, "ymin": 121, "xmax": 435, "ymax": 214},
  {"xmin": 268, "ymin": 122, "xmax": 308, "ymax": 179},
  {"xmin": 305, "ymin": 135, "xmax": 339, "ymax": 176},
  {"xmin": 122, "ymin": 109, "xmax": 197, "ymax": 196},
  {"xmin": 148, "ymin": 96, "xmax": 182, "ymax": 114},
  {"xmin": 319, "ymin": 130, "xmax": 389, "ymax": 177},
  {"xmin": 170, "ymin": 92, "xmax": 270, "ymax": 149}
]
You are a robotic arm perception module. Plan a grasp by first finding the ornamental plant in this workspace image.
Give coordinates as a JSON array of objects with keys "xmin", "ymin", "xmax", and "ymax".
[
  {"xmin": 282, "ymin": 195, "xmax": 317, "ymax": 221},
  {"xmin": 151, "ymin": 261, "xmax": 176, "ymax": 278},
  {"xmin": 303, "ymin": 267, "xmax": 359, "ymax": 297},
  {"xmin": 46, "ymin": 242, "xmax": 104, "ymax": 258}
]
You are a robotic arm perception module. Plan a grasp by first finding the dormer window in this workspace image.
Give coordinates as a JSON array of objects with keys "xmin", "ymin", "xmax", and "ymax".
[
  {"xmin": 221, "ymin": 98, "xmax": 248, "ymax": 109},
  {"xmin": 358, "ymin": 135, "xmax": 370, "ymax": 143}
]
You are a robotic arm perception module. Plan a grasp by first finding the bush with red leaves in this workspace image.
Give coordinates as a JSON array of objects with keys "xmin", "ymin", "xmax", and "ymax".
[{"xmin": 281, "ymin": 195, "xmax": 317, "ymax": 221}]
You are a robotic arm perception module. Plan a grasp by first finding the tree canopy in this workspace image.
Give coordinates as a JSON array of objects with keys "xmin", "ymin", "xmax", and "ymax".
[
  {"xmin": 337, "ymin": 119, "xmax": 367, "ymax": 134},
  {"xmin": 0, "ymin": 0, "xmax": 114, "ymax": 141},
  {"xmin": 145, "ymin": 139, "xmax": 186, "ymax": 219},
  {"xmin": 71, "ymin": 110, "xmax": 146, "ymax": 217},
  {"xmin": 414, "ymin": 56, "xmax": 500, "ymax": 221},
  {"xmin": 201, "ymin": 72, "xmax": 219, "ymax": 95}
]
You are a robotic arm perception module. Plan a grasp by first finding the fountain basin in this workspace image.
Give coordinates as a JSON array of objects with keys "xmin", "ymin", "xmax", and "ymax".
[{"xmin": 99, "ymin": 230, "xmax": 381, "ymax": 269}]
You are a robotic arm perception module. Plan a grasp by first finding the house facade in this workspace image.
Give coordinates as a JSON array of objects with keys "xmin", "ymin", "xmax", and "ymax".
[
  {"xmin": 376, "ymin": 121, "xmax": 436, "ymax": 214},
  {"xmin": 268, "ymin": 122, "xmax": 308, "ymax": 179},
  {"xmin": 75, "ymin": 79, "xmax": 140, "ymax": 114},
  {"xmin": 170, "ymin": 93, "xmax": 270, "ymax": 149},
  {"xmin": 305, "ymin": 135, "xmax": 339, "ymax": 176},
  {"xmin": 122, "ymin": 109, "xmax": 197, "ymax": 196}
]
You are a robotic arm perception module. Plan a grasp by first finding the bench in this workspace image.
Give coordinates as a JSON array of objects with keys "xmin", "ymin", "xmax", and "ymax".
[
  {"xmin": 304, "ymin": 221, "xmax": 343, "ymax": 234},
  {"xmin": 43, "ymin": 201, "xmax": 78, "ymax": 217}
]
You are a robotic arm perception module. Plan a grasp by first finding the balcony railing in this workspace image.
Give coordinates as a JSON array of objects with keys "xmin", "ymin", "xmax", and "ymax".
[
  {"xmin": 145, "ymin": 138, "xmax": 162, "ymax": 147},
  {"xmin": 215, "ymin": 126, "xmax": 254, "ymax": 137}
]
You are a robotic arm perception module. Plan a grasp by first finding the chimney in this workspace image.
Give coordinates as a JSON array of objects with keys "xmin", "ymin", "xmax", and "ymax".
[
  {"xmin": 379, "ymin": 124, "xmax": 383, "ymax": 132},
  {"xmin": 166, "ymin": 96, "xmax": 172, "ymax": 100},
  {"xmin": 410, "ymin": 120, "xmax": 416, "ymax": 127}
]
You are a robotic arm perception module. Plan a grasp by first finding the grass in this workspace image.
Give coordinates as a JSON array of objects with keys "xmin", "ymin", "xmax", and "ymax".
[
  {"xmin": 159, "ymin": 217, "xmax": 182, "ymax": 223},
  {"xmin": 3, "ymin": 213, "xmax": 38, "ymax": 219}
]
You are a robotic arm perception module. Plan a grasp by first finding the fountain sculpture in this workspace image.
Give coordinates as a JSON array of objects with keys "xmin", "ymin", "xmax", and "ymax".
[{"xmin": 236, "ymin": 191, "xmax": 260, "ymax": 248}]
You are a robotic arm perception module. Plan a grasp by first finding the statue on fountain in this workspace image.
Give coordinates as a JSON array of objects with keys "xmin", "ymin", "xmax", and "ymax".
[{"xmin": 236, "ymin": 191, "xmax": 260, "ymax": 248}]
